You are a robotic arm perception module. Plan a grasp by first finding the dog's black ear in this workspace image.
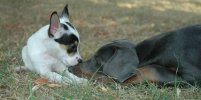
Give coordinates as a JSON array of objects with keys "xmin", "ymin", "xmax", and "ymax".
[
  {"xmin": 100, "ymin": 40, "xmax": 139, "ymax": 83},
  {"xmin": 61, "ymin": 4, "xmax": 69, "ymax": 18},
  {"xmin": 49, "ymin": 11, "xmax": 60, "ymax": 37},
  {"xmin": 102, "ymin": 48, "xmax": 139, "ymax": 83}
]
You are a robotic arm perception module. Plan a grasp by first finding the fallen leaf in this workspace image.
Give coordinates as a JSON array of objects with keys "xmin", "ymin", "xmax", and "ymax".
[
  {"xmin": 34, "ymin": 78, "xmax": 48, "ymax": 85},
  {"xmin": 48, "ymin": 84, "xmax": 62, "ymax": 88},
  {"xmin": 32, "ymin": 85, "xmax": 40, "ymax": 92},
  {"xmin": 11, "ymin": 57, "xmax": 16, "ymax": 61},
  {"xmin": 95, "ymin": 31, "xmax": 109, "ymax": 36},
  {"xmin": 176, "ymin": 88, "xmax": 181, "ymax": 98},
  {"xmin": 101, "ymin": 16, "xmax": 115, "ymax": 21},
  {"xmin": 100, "ymin": 86, "xmax": 108, "ymax": 92}
]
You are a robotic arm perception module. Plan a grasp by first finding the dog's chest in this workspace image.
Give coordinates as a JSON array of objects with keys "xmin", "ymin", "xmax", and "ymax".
[{"xmin": 42, "ymin": 53, "xmax": 65, "ymax": 70}]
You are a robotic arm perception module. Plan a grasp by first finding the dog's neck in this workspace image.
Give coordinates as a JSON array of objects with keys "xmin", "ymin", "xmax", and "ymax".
[{"xmin": 33, "ymin": 25, "xmax": 50, "ymax": 39}]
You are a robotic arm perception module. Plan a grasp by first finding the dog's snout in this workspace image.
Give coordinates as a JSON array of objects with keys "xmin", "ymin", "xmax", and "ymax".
[{"xmin": 77, "ymin": 58, "xmax": 82, "ymax": 63}]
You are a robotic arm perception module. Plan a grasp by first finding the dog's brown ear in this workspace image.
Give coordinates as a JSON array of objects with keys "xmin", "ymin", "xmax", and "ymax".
[{"xmin": 49, "ymin": 11, "xmax": 60, "ymax": 37}]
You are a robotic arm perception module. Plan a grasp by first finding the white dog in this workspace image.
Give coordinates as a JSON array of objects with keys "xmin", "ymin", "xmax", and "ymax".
[{"xmin": 20, "ymin": 5, "xmax": 87, "ymax": 84}]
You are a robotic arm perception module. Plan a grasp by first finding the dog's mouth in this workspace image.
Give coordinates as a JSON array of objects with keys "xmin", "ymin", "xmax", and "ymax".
[
  {"xmin": 68, "ymin": 66, "xmax": 74, "ymax": 73},
  {"xmin": 68, "ymin": 62, "xmax": 86, "ymax": 77}
]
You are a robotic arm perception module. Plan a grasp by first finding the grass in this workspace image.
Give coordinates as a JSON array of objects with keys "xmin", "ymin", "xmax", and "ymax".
[{"xmin": 1, "ymin": 0, "xmax": 201, "ymax": 99}]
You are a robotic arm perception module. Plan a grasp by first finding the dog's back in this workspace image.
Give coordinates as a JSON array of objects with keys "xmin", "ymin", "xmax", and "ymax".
[
  {"xmin": 69, "ymin": 25, "xmax": 201, "ymax": 85},
  {"xmin": 136, "ymin": 25, "xmax": 201, "ymax": 82}
]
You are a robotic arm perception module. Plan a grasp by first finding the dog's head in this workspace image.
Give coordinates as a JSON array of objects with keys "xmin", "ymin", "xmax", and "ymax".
[
  {"xmin": 69, "ymin": 40, "xmax": 140, "ymax": 83},
  {"xmin": 48, "ymin": 5, "xmax": 82, "ymax": 66}
]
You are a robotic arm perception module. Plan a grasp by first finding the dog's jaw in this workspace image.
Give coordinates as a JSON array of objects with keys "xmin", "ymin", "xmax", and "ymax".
[{"xmin": 61, "ymin": 53, "xmax": 82, "ymax": 66}]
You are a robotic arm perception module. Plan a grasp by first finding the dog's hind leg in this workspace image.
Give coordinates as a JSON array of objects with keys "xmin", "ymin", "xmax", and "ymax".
[
  {"xmin": 15, "ymin": 46, "xmax": 32, "ymax": 73},
  {"xmin": 15, "ymin": 66, "xmax": 30, "ymax": 73},
  {"xmin": 21, "ymin": 46, "xmax": 34, "ymax": 71}
]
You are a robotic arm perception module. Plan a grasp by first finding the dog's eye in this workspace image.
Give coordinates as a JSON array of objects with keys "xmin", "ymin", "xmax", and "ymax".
[{"xmin": 67, "ymin": 44, "xmax": 77, "ymax": 54}]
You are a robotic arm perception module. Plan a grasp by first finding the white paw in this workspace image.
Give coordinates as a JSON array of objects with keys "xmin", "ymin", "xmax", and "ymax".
[
  {"xmin": 73, "ymin": 78, "xmax": 88, "ymax": 85},
  {"xmin": 60, "ymin": 77, "xmax": 73, "ymax": 85},
  {"xmin": 80, "ymin": 78, "xmax": 88, "ymax": 83},
  {"xmin": 60, "ymin": 77, "xmax": 87, "ymax": 85},
  {"xmin": 77, "ymin": 78, "xmax": 88, "ymax": 86}
]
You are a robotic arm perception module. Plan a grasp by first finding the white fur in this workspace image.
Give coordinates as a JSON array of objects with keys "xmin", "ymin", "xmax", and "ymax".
[{"xmin": 21, "ymin": 17, "xmax": 87, "ymax": 85}]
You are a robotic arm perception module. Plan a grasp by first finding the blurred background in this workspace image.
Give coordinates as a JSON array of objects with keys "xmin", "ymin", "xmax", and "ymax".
[{"xmin": 1, "ymin": 0, "xmax": 201, "ymax": 59}]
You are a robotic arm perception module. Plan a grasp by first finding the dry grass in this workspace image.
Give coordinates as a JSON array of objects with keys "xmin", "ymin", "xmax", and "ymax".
[{"xmin": 1, "ymin": 0, "xmax": 201, "ymax": 99}]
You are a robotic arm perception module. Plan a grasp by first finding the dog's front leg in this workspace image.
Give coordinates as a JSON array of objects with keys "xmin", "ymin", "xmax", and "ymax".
[
  {"xmin": 33, "ymin": 64, "xmax": 72, "ymax": 85},
  {"xmin": 39, "ymin": 71, "xmax": 73, "ymax": 85},
  {"xmin": 63, "ymin": 70, "xmax": 88, "ymax": 84},
  {"xmin": 54, "ymin": 65, "xmax": 88, "ymax": 84}
]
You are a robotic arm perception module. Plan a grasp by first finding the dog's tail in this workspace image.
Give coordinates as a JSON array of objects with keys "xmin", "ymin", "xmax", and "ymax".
[{"xmin": 14, "ymin": 66, "xmax": 30, "ymax": 73}]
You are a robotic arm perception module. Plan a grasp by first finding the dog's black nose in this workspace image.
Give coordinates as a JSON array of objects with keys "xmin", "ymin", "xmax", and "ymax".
[{"xmin": 78, "ymin": 59, "xmax": 83, "ymax": 63}]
